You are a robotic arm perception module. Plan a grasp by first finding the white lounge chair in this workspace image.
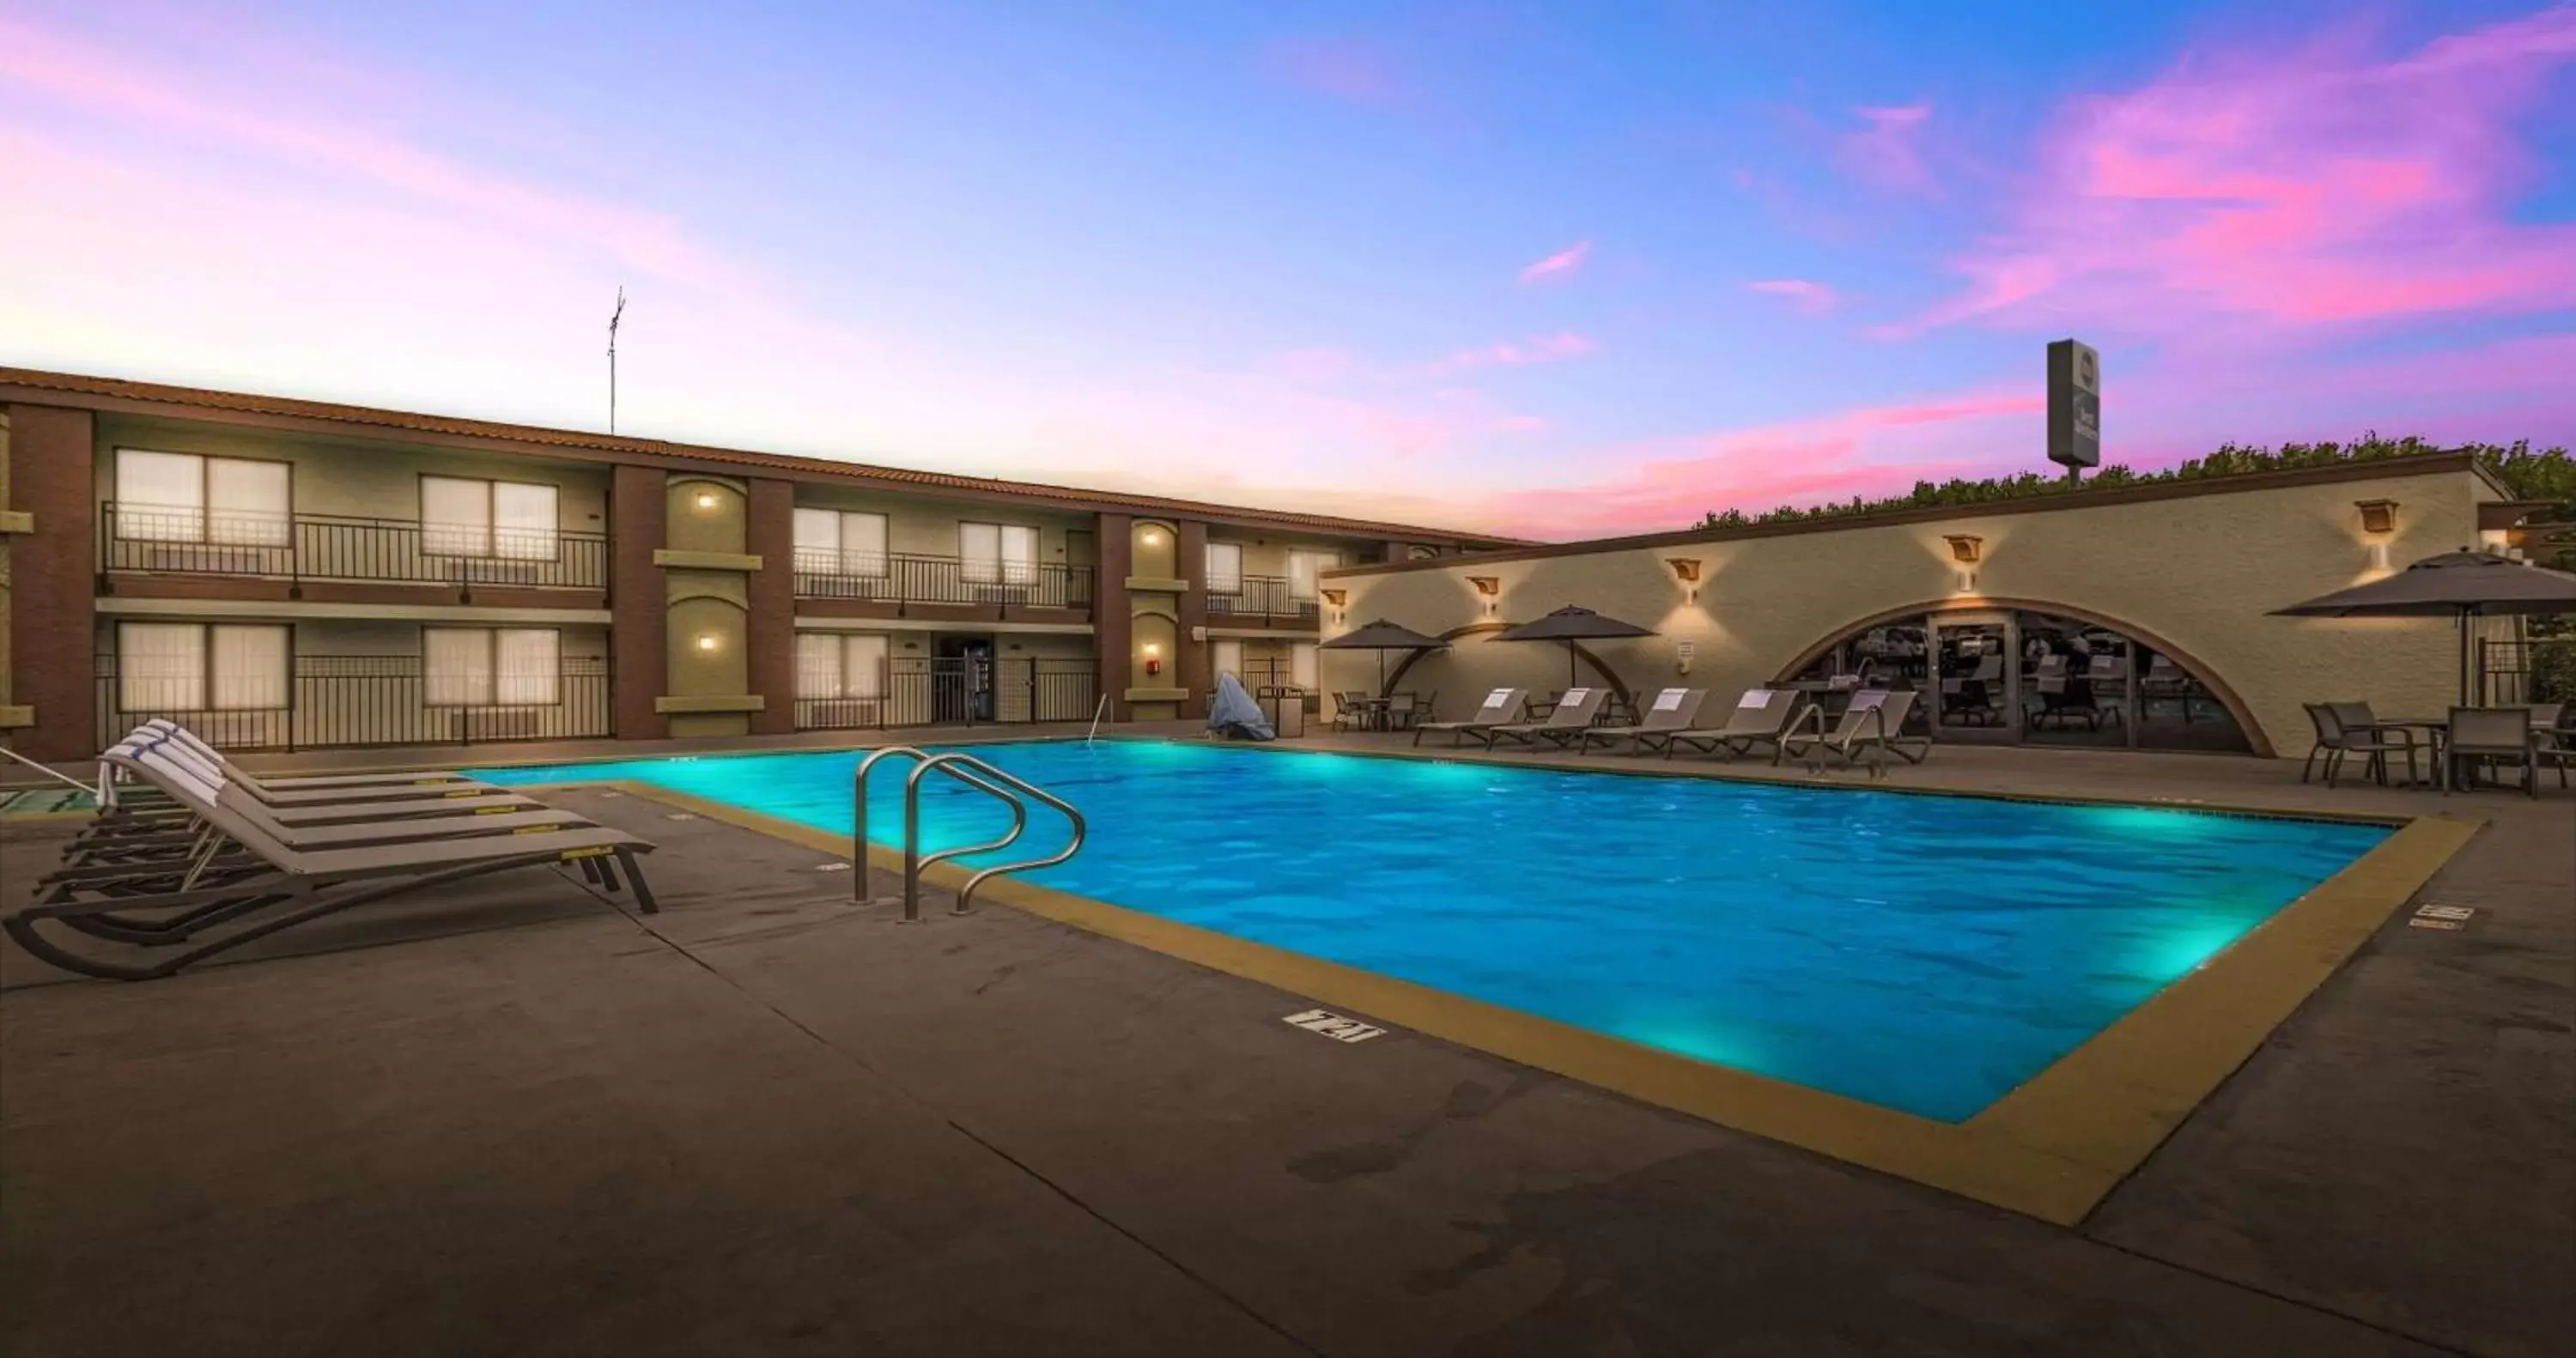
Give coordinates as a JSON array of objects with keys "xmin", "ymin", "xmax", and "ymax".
[
  {"xmin": 1577, "ymin": 688, "xmax": 1707, "ymax": 754},
  {"xmin": 1413, "ymin": 688, "xmax": 1528, "ymax": 747},
  {"xmin": 1655, "ymin": 689, "xmax": 1808, "ymax": 762},
  {"xmin": 1483, "ymin": 688, "xmax": 1610, "ymax": 749}
]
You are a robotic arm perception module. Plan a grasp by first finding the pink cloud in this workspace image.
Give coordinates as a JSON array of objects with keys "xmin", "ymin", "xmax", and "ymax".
[
  {"xmin": 1497, "ymin": 415, "xmax": 1552, "ymax": 433},
  {"xmin": 1474, "ymin": 389, "xmax": 2040, "ymax": 539},
  {"xmin": 1746, "ymin": 278, "xmax": 1838, "ymax": 314},
  {"xmin": 1886, "ymin": 7, "xmax": 2576, "ymax": 338},
  {"xmin": 1263, "ymin": 39, "xmax": 1410, "ymax": 107},
  {"xmin": 1517, "ymin": 240, "xmax": 1593, "ymax": 283},
  {"xmin": 1429, "ymin": 331, "xmax": 1596, "ymax": 375},
  {"xmin": 1838, "ymin": 104, "xmax": 1936, "ymax": 194}
]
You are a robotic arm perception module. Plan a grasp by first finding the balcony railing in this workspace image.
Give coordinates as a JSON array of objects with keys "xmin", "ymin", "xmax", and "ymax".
[
  {"xmin": 99, "ymin": 504, "xmax": 609, "ymax": 591},
  {"xmin": 96, "ymin": 654, "xmax": 613, "ymax": 752},
  {"xmin": 793, "ymin": 549, "xmax": 1093, "ymax": 612},
  {"xmin": 794, "ymin": 657, "xmax": 1098, "ymax": 731},
  {"xmin": 1206, "ymin": 575, "xmax": 1319, "ymax": 627}
]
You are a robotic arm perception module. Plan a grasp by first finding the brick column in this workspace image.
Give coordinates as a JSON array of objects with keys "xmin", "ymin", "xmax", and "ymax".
[
  {"xmin": 5, "ymin": 404, "xmax": 96, "ymax": 761},
  {"xmin": 610, "ymin": 464, "xmax": 668, "ymax": 741},
  {"xmin": 1094, "ymin": 513, "xmax": 1132, "ymax": 721},
  {"xmin": 1176, "ymin": 519, "xmax": 1210, "ymax": 719},
  {"xmin": 745, "ymin": 477, "xmax": 797, "ymax": 735}
]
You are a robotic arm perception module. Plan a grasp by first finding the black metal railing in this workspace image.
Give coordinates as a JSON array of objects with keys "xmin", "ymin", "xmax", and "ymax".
[
  {"xmin": 100, "ymin": 504, "xmax": 609, "ymax": 591},
  {"xmin": 96, "ymin": 654, "xmax": 613, "ymax": 752},
  {"xmin": 1206, "ymin": 574, "xmax": 1318, "ymax": 627},
  {"xmin": 795, "ymin": 657, "xmax": 1098, "ymax": 731},
  {"xmin": 793, "ymin": 550, "xmax": 1093, "ymax": 612},
  {"xmin": 2482, "ymin": 637, "xmax": 2576, "ymax": 706}
]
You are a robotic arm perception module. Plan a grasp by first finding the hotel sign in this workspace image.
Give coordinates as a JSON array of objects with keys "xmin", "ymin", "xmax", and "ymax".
[{"xmin": 2048, "ymin": 338, "xmax": 2100, "ymax": 470}]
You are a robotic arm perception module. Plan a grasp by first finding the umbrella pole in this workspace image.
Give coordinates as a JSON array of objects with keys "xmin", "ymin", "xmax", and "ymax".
[
  {"xmin": 1377, "ymin": 649, "xmax": 1388, "ymax": 696},
  {"xmin": 2459, "ymin": 609, "xmax": 2474, "ymax": 707}
]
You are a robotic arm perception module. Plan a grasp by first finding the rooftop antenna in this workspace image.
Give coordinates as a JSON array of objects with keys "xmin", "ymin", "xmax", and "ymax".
[{"xmin": 606, "ymin": 285, "xmax": 627, "ymax": 433}]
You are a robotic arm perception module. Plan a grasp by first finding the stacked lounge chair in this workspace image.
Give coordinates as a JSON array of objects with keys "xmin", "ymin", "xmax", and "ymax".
[
  {"xmin": 1482, "ymin": 687, "xmax": 1610, "ymax": 749},
  {"xmin": 1653, "ymin": 689, "xmax": 1808, "ymax": 762},
  {"xmin": 1577, "ymin": 688, "xmax": 1708, "ymax": 754},
  {"xmin": 8, "ymin": 723, "xmax": 656, "ymax": 982},
  {"xmin": 1413, "ymin": 688, "xmax": 1528, "ymax": 747},
  {"xmin": 1779, "ymin": 689, "xmax": 1933, "ymax": 774}
]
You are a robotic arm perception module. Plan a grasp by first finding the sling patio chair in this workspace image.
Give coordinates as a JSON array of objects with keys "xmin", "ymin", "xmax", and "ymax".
[
  {"xmin": 1656, "ymin": 689, "xmax": 1809, "ymax": 762},
  {"xmin": 2314, "ymin": 701, "xmax": 2427, "ymax": 788},
  {"xmin": 1413, "ymin": 688, "xmax": 1528, "ymax": 747},
  {"xmin": 1781, "ymin": 689, "xmax": 1931, "ymax": 774},
  {"xmin": 2441, "ymin": 706, "xmax": 2540, "ymax": 797},
  {"xmin": 1482, "ymin": 687, "xmax": 1611, "ymax": 749},
  {"xmin": 7, "ymin": 735, "xmax": 656, "ymax": 982},
  {"xmin": 1577, "ymin": 688, "xmax": 1708, "ymax": 754}
]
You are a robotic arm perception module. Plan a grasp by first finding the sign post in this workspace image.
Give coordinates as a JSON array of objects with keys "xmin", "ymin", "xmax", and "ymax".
[{"xmin": 2047, "ymin": 339, "xmax": 2100, "ymax": 483}]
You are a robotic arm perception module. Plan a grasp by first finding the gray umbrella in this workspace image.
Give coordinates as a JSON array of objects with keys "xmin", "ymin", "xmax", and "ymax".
[
  {"xmin": 1319, "ymin": 619, "xmax": 1449, "ymax": 693},
  {"xmin": 1492, "ymin": 605, "xmax": 1658, "ymax": 689},
  {"xmin": 2270, "ymin": 549, "xmax": 2576, "ymax": 703}
]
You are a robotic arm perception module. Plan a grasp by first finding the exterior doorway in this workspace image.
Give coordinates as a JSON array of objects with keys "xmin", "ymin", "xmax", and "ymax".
[
  {"xmin": 933, "ymin": 634, "xmax": 995, "ymax": 723},
  {"xmin": 1930, "ymin": 612, "xmax": 2016, "ymax": 743}
]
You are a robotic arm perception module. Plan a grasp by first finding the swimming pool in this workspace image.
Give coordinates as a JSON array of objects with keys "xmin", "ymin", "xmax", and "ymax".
[{"xmin": 481, "ymin": 740, "xmax": 2391, "ymax": 1123}]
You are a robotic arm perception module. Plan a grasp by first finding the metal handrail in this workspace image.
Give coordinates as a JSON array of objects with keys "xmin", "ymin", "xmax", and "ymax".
[
  {"xmin": 855, "ymin": 744, "xmax": 1030, "ymax": 910},
  {"xmin": 852, "ymin": 746, "xmax": 933, "ymax": 903},
  {"xmin": 903, "ymin": 753, "xmax": 1086, "ymax": 920},
  {"xmin": 1086, "ymin": 694, "xmax": 1109, "ymax": 744}
]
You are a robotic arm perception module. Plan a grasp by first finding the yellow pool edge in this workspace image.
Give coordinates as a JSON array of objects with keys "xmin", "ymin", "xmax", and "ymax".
[{"xmin": 568, "ymin": 773, "xmax": 2480, "ymax": 1228}]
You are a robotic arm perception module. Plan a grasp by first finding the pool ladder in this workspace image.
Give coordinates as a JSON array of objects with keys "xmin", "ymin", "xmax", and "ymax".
[{"xmin": 851, "ymin": 747, "xmax": 1087, "ymax": 922}]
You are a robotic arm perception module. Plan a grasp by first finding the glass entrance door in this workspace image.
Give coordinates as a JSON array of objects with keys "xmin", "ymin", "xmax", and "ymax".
[{"xmin": 1930, "ymin": 612, "xmax": 2017, "ymax": 743}]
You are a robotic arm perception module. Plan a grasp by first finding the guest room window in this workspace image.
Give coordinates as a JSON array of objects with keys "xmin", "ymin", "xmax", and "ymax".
[
  {"xmin": 113, "ymin": 449, "xmax": 290, "ymax": 546},
  {"xmin": 117, "ymin": 623, "xmax": 289, "ymax": 711}
]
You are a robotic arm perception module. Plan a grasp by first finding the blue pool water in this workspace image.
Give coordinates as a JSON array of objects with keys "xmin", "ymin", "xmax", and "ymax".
[{"xmin": 481, "ymin": 741, "xmax": 2389, "ymax": 1122}]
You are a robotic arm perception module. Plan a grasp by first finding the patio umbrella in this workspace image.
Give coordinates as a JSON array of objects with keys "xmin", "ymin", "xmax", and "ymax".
[
  {"xmin": 1319, "ymin": 618, "xmax": 1449, "ymax": 693},
  {"xmin": 2269, "ymin": 549, "xmax": 2576, "ymax": 704},
  {"xmin": 1492, "ymin": 604, "xmax": 1658, "ymax": 689}
]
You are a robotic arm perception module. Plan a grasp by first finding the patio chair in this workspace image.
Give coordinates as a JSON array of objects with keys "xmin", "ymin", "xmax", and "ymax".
[
  {"xmin": 1656, "ymin": 689, "xmax": 1808, "ymax": 763},
  {"xmin": 122, "ymin": 722, "xmax": 512, "ymax": 809},
  {"xmin": 1382, "ymin": 693, "xmax": 1423, "ymax": 731},
  {"xmin": 5, "ymin": 735, "xmax": 657, "ymax": 982},
  {"xmin": 2325, "ymin": 701, "xmax": 2427, "ymax": 788},
  {"xmin": 2025, "ymin": 674, "xmax": 2102, "ymax": 731},
  {"xmin": 2299, "ymin": 704, "xmax": 2418, "ymax": 788},
  {"xmin": 1577, "ymin": 688, "xmax": 1708, "ymax": 754},
  {"xmin": 1482, "ymin": 687, "xmax": 1610, "ymax": 749},
  {"xmin": 1330, "ymin": 691, "xmax": 1375, "ymax": 733},
  {"xmin": 1413, "ymin": 688, "xmax": 1527, "ymax": 747},
  {"xmin": 1782, "ymin": 689, "xmax": 1931, "ymax": 773},
  {"xmin": 2443, "ymin": 706, "xmax": 2538, "ymax": 797}
]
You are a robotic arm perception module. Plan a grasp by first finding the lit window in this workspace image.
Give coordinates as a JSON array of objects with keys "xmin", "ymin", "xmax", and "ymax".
[
  {"xmin": 424, "ymin": 627, "xmax": 560, "ymax": 706},
  {"xmin": 795, "ymin": 633, "xmax": 889, "ymax": 699},
  {"xmin": 793, "ymin": 508, "xmax": 889, "ymax": 577},
  {"xmin": 117, "ymin": 622, "xmax": 289, "ymax": 712},
  {"xmin": 422, "ymin": 476, "xmax": 560, "ymax": 560},
  {"xmin": 1206, "ymin": 543, "xmax": 1243, "ymax": 594},
  {"xmin": 114, "ymin": 449, "xmax": 289, "ymax": 546},
  {"xmin": 961, "ymin": 522, "xmax": 1039, "ymax": 585}
]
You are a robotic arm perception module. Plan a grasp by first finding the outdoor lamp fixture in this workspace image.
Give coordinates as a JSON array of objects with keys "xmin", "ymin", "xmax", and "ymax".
[
  {"xmin": 1320, "ymin": 586, "xmax": 1347, "ymax": 623},
  {"xmin": 1666, "ymin": 557, "xmax": 1703, "ymax": 602},
  {"xmin": 694, "ymin": 634, "xmax": 719, "ymax": 653},
  {"xmin": 1141, "ymin": 528, "xmax": 1163, "ymax": 547},
  {"xmin": 1943, "ymin": 535, "xmax": 1984, "ymax": 593},
  {"xmin": 695, "ymin": 490, "xmax": 719, "ymax": 511},
  {"xmin": 2355, "ymin": 499, "xmax": 2398, "ymax": 568},
  {"xmin": 1141, "ymin": 640, "xmax": 1163, "ymax": 676},
  {"xmin": 1467, "ymin": 575, "xmax": 1500, "ymax": 615}
]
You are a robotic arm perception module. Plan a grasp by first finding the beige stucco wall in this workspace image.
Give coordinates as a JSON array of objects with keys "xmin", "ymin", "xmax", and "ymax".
[
  {"xmin": 92, "ymin": 415, "xmax": 611, "ymax": 531},
  {"xmin": 1328, "ymin": 464, "xmax": 2501, "ymax": 759}
]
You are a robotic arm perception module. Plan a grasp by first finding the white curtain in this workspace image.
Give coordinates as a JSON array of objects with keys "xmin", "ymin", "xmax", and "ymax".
[
  {"xmin": 422, "ymin": 627, "xmax": 492, "ymax": 706},
  {"xmin": 421, "ymin": 476, "xmax": 490, "ymax": 556},
  {"xmin": 842, "ymin": 512, "xmax": 889, "ymax": 576},
  {"xmin": 210, "ymin": 625, "xmax": 289, "ymax": 710},
  {"xmin": 115, "ymin": 449, "xmax": 204, "ymax": 542},
  {"xmin": 1206, "ymin": 543, "xmax": 1243, "ymax": 594},
  {"xmin": 793, "ymin": 508, "xmax": 841, "ymax": 574},
  {"xmin": 842, "ymin": 634, "xmax": 888, "ymax": 698},
  {"xmin": 959, "ymin": 522, "xmax": 1001, "ymax": 583},
  {"xmin": 492, "ymin": 482, "xmax": 559, "ymax": 561},
  {"xmin": 795, "ymin": 633, "xmax": 844, "ymax": 697},
  {"xmin": 119, "ymin": 622, "xmax": 205, "ymax": 710},
  {"xmin": 205, "ymin": 458, "xmax": 291, "ymax": 547},
  {"xmin": 1291, "ymin": 642, "xmax": 1319, "ymax": 689},
  {"xmin": 1287, "ymin": 550, "xmax": 1338, "ymax": 600},
  {"xmin": 495, "ymin": 629, "xmax": 559, "ymax": 705},
  {"xmin": 999, "ymin": 524, "xmax": 1038, "ymax": 585},
  {"xmin": 1213, "ymin": 640, "xmax": 1243, "ymax": 680}
]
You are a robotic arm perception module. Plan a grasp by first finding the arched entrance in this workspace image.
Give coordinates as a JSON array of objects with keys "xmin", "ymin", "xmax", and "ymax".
[{"xmin": 1775, "ymin": 598, "xmax": 2268, "ymax": 756}]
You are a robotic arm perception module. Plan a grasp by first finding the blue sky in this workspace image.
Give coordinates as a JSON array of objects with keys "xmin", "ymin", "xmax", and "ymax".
[{"xmin": 3, "ymin": 0, "xmax": 2572, "ymax": 537}]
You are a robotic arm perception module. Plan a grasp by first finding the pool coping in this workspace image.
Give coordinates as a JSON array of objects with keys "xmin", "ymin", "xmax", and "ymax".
[{"xmin": 517, "ymin": 745, "xmax": 2482, "ymax": 1228}]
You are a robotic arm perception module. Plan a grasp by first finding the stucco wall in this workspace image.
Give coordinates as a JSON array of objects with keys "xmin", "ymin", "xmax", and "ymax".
[
  {"xmin": 1328, "ymin": 464, "xmax": 2500, "ymax": 759},
  {"xmin": 93, "ymin": 415, "xmax": 611, "ymax": 531}
]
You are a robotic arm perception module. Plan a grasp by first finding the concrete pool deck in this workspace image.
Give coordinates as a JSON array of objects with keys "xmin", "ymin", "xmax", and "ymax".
[{"xmin": 3, "ymin": 737, "xmax": 2569, "ymax": 1356}]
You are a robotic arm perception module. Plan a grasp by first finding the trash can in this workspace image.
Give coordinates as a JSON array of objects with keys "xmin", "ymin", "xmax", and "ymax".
[{"xmin": 1259, "ymin": 685, "xmax": 1307, "ymax": 739}]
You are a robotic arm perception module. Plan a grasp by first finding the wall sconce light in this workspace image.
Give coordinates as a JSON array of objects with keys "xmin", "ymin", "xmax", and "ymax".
[
  {"xmin": 1140, "ymin": 640, "xmax": 1163, "ymax": 676},
  {"xmin": 1320, "ymin": 587, "xmax": 1346, "ymax": 608},
  {"xmin": 2355, "ymin": 499, "xmax": 2397, "ymax": 568},
  {"xmin": 1942, "ymin": 536, "xmax": 1984, "ymax": 594},
  {"xmin": 1665, "ymin": 557, "xmax": 1702, "ymax": 603},
  {"xmin": 695, "ymin": 490, "xmax": 719, "ymax": 511},
  {"xmin": 1141, "ymin": 528, "xmax": 1164, "ymax": 547},
  {"xmin": 1466, "ymin": 575, "xmax": 1500, "ymax": 615},
  {"xmin": 694, "ymin": 634, "xmax": 719, "ymax": 652}
]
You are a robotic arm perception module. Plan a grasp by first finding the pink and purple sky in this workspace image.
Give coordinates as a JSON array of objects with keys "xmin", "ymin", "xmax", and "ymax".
[{"xmin": 4, "ymin": 0, "xmax": 2573, "ymax": 541}]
